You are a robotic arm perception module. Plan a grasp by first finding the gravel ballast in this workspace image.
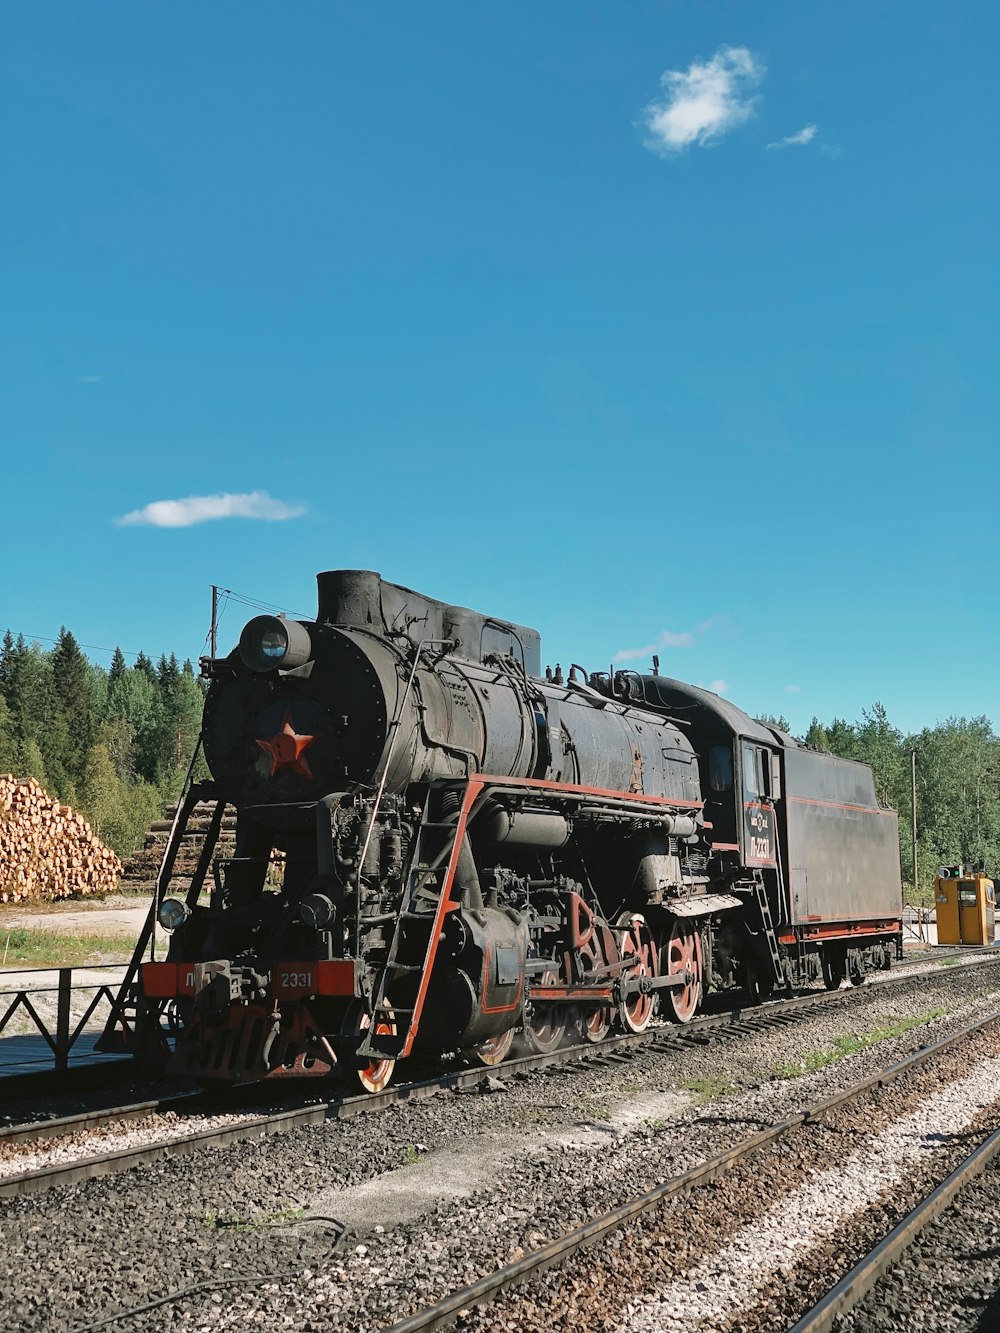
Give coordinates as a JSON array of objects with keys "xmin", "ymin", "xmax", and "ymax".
[
  {"xmin": 832, "ymin": 1154, "xmax": 1000, "ymax": 1332},
  {"xmin": 1, "ymin": 961, "xmax": 999, "ymax": 1332}
]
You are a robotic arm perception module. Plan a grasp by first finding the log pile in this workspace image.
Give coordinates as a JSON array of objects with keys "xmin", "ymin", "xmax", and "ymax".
[
  {"xmin": 0, "ymin": 775, "xmax": 122, "ymax": 903},
  {"xmin": 119, "ymin": 802, "xmax": 238, "ymax": 893}
]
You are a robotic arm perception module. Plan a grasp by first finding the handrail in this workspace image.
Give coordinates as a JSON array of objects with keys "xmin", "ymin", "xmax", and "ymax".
[{"xmin": 0, "ymin": 966, "xmax": 138, "ymax": 1072}]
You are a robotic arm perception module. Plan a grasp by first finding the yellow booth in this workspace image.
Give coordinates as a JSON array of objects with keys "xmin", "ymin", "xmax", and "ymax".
[{"xmin": 935, "ymin": 867, "xmax": 997, "ymax": 946}]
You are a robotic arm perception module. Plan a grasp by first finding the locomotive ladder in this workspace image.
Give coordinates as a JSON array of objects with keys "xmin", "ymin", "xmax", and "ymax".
[
  {"xmin": 750, "ymin": 872, "xmax": 785, "ymax": 983},
  {"xmin": 356, "ymin": 790, "xmax": 471, "ymax": 1062},
  {"xmin": 96, "ymin": 775, "xmax": 225, "ymax": 1058}
]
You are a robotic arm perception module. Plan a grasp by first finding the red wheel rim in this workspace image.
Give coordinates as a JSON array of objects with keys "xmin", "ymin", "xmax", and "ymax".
[
  {"xmin": 576, "ymin": 934, "xmax": 612, "ymax": 1043},
  {"xmin": 619, "ymin": 913, "xmax": 659, "ymax": 1033},
  {"xmin": 523, "ymin": 969, "xmax": 567, "ymax": 1054},
  {"xmin": 666, "ymin": 921, "xmax": 702, "ymax": 1023},
  {"xmin": 581, "ymin": 1005, "xmax": 612, "ymax": 1043},
  {"xmin": 475, "ymin": 1027, "xmax": 515, "ymax": 1066},
  {"xmin": 345, "ymin": 1003, "xmax": 396, "ymax": 1093}
]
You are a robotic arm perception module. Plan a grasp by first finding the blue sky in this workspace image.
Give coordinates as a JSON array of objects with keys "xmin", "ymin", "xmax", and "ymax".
[{"xmin": 3, "ymin": 2, "xmax": 996, "ymax": 736}]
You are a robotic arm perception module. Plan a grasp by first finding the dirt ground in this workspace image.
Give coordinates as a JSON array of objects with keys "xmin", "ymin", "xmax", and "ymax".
[{"xmin": 0, "ymin": 896, "xmax": 152, "ymax": 936}]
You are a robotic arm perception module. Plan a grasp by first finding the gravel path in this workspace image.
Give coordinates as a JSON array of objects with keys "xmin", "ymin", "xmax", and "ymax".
[{"xmin": 2, "ymin": 960, "xmax": 998, "ymax": 1332}]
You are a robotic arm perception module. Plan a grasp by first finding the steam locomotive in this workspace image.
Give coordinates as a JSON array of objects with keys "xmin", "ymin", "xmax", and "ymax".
[{"xmin": 138, "ymin": 571, "xmax": 903, "ymax": 1088}]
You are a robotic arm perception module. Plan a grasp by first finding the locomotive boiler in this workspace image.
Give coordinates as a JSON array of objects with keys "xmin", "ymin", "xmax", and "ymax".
[{"xmin": 134, "ymin": 570, "xmax": 903, "ymax": 1088}]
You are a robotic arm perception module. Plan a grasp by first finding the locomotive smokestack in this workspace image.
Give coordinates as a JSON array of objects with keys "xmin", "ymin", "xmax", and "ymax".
[{"xmin": 316, "ymin": 570, "xmax": 382, "ymax": 626}]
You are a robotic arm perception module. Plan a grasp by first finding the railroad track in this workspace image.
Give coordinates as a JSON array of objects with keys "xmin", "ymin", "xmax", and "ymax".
[
  {"xmin": 789, "ymin": 1124, "xmax": 1000, "ymax": 1332},
  {"xmin": 3, "ymin": 951, "xmax": 998, "ymax": 1201},
  {"xmin": 380, "ymin": 1005, "xmax": 1000, "ymax": 1333}
]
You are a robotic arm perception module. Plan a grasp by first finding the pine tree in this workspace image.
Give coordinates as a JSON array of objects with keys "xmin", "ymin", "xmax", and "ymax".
[
  {"xmin": 158, "ymin": 652, "xmax": 180, "ymax": 693},
  {"xmin": 109, "ymin": 647, "xmax": 128, "ymax": 685},
  {"xmin": 0, "ymin": 629, "xmax": 16, "ymax": 700},
  {"xmin": 855, "ymin": 703, "xmax": 904, "ymax": 810},
  {"xmin": 805, "ymin": 718, "xmax": 831, "ymax": 751},
  {"xmin": 51, "ymin": 627, "xmax": 95, "ymax": 789},
  {"xmin": 134, "ymin": 651, "xmax": 157, "ymax": 682},
  {"xmin": 826, "ymin": 718, "xmax": 860, "ymax": 760},
  {"xmin": 18, "ymin": 736, "xmax": 49, "ymax": 787},
  {"xmin": 0, "ymin": 694, "xmax": 16, "ymax": 773},
  {"xmin": 755, "ymin": 713, "xmax": 791, "ymax": 734},
  {"xmin": 107, "ymin": 668, "xmax": 160, "ymax": 784}
]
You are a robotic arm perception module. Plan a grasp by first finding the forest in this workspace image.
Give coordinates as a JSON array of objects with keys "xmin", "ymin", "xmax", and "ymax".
[
  {"xmin": 0, "ymin": 628, "xmax": 996, "ymax": 904},
  {"xmin": 0, "ymin": 629, "xmax": 205, "ymax": 862}
]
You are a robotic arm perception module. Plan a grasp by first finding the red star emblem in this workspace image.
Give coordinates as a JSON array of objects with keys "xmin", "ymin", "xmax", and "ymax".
[{"xmin": 256, "ymin": 709, "xmax": 316, "ymax": 779}]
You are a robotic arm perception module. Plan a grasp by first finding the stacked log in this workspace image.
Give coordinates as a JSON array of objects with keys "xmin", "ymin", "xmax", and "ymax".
[
  {"xmin": 0, "ymin": 775, "xmax": 122, "ymax": 903},
  {"xmin": 119, "ymin": 802, "xmax": 238, "ymax": 894}
]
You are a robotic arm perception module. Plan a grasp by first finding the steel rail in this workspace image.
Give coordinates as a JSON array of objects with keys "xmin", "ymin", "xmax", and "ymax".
[
  {"xmin": 0, "ymin": 991, "xmax": 815, "ymax": 1198},
  {"xmin": 381, "ymin": 1006, "xmax": 1000, "ymax": 1333},
  {"xmin": 0, "ymin": 1091, "xmax": 203, "ymax": 1146},
  {"xmin": 788, "ymin": 1124, "xmax": 1000, "ymax": 1333},
  {"xmin": 3, "ymin": 951, "xmax": 998, "ymax": 1197},
  {"xmin": 0, "ymin": 959, "xmax": 937, "ymax": 1157},
  {"xmin": 1, "ymin": 943, "xmax": 993, "ymax": 1101}
]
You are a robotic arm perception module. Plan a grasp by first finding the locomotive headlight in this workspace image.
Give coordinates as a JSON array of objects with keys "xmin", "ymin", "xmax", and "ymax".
[
  {"xmin": 157, "ymin": 898, "xmax": 190, "ymax": 933},
  {"xmin": 300, "ymin": 893, "xmax": 336, "ymax": 929},
  {"xmin": 238, "ymin": 615, "xmax": 313, "ymax": 674}
]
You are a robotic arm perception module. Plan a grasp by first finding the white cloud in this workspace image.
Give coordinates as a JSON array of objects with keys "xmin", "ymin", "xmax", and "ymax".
[
  {"xmin": 707, "ymin": 679, "xmax": 728, "ymax": 695},
  {"xmin": 116, "ymin": 490, "xmax": 305, "ymax": 529},
  {"xmin": 767, "ymin": 124, "xmax": 817, "ymax": 150},
  {"xmin": 614, "ymin": 629, "xmax": 693, "ymax": 662},
  {"xmin": 785, "ymin": 683, "xmax": 802, "ymax": 694},
  {"xmin": 77, "ymin": 374, "xmax": 103, "ymax": 383},
  {"xmin": 616, "ymin": 613, "xmax": 741, "ymax": 666},
  {"xmin": 644, "ymin": 46, "xmax": 765, "ymax": 155},
  {"xmin": 614, "ymin": 614, "xmax": 730, "ymax": 664}
]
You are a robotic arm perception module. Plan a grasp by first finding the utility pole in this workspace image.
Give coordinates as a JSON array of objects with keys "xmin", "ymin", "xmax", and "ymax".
[
  {"xmin": 910, "ymin": 748, "xmax": 918, "ymax": 897},
  {"xmin": 210, "ymin": 585, "xmax": 218, "ymax": 660}
]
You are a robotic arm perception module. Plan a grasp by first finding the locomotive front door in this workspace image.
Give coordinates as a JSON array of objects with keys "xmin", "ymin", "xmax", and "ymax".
[{"xmin": 741, "ymin": 742, "xmax": 777, "ymax": 868}]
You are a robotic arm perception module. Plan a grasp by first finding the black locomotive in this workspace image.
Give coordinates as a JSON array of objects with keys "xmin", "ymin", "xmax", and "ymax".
[{"xmin": 136, "ymin": 570, "xmax": 902, "ymax": 1088}]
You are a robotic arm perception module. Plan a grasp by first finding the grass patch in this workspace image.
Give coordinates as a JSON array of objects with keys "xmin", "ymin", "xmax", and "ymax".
[
  {"xmin": 681, "ymin": 1076, "xmax": 737, "ymax": 1105},
  {"xmin": 577, "ymin": 1093, "xmax": 614, "ymax": 1122},
  {"xmin": 204, "ymin": 1206, "xmax": 305, "ymax": 1232},
  {"xmin": 773, "ymin": 1009, "xmax": 949, "ymax": 1080},
  {"xmin": 401, "ymin": 1144, "xmax": 420, "ymax": 1166},
  {"xmin": 941, "ymin": 957, "xmax": 959, "ymax": 966},
  {"xmin": 0, "ymin": 926, "xmax": 136, "ymax": 969}
]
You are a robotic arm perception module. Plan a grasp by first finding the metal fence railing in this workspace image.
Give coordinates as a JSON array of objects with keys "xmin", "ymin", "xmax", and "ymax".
[{"xmin": 0, "ymin": 966, "xmax": 135, "ymax": 1073}]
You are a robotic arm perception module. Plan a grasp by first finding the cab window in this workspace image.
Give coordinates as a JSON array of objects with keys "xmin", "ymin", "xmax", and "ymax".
[
  {"xmin": 741, "ymin": 743, "xmax": 760, "ymax": 802},
  {"xmin": 709, "ymin": 746, "xmax": 733, "ymax": 793}
]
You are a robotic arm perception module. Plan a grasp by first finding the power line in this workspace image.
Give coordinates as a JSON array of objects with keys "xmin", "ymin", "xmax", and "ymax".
[
  {"xmin": 1, "ymin": 631, "xmax": 144, "ymax": 661},
  {"xmin": 217, "ymin": 587, "xmax": 312, "ymax": 620},
  {"xmin": 4, "ymin": 587, "xmax": 309, "ymax": 667}
]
